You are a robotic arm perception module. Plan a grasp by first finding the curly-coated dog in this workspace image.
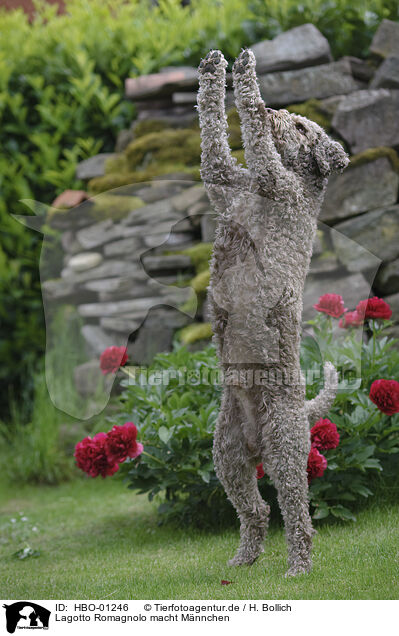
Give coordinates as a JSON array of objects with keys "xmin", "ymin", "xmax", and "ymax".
[{"xmin": 197, "ymin": 49, "xmax": 348, "ymax": 576}]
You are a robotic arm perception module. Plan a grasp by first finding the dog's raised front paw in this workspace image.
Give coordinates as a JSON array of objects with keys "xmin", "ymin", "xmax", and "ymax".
[
  {"xmin": 198, "ymin": 50, "xmax": 226, "ymax": 76},
  {"xmin": 233, "ymin": 48, "xmax": 256, "ymax": 75}
]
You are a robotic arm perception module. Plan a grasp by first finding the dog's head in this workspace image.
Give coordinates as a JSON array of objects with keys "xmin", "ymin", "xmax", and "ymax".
[{"xmin": 265, "ymin": 107, "xmax": 349, "ymax": 180}]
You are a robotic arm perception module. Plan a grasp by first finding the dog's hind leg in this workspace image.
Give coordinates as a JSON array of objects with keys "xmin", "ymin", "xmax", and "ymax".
[
  {"xmin": 262, "ymin": 407, "xmax": 314, "ymax": 577},
  {"xmin": 213, "ymin": 386, "xmax": 270, "ymax": 566}
]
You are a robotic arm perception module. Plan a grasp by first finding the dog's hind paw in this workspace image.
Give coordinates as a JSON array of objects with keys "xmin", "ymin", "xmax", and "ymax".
[
  {"xmin": 228, "ymin": 547, "xmax": 264, "ymax": 567},
  {"xmin": 285, "ymin": 562, "xmax": 312, "ymax": 578},
  {"xmin": 228, "ymin": 555, "xmax": 253, "ymax": 567}
]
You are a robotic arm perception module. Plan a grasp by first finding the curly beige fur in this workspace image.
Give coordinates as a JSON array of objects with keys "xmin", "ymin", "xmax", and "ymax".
[{"xmin": 197, "ymin": 49, "xmax": 347, "ymax": 576}]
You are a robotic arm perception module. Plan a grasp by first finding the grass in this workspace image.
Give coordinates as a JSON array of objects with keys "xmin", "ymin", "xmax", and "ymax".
[{"xmin": 0, "ymin": 477, "xmax": 398, "ymax": 599}]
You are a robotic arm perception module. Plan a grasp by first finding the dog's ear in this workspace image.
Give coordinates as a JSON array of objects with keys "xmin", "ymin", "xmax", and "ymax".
[{"xmin": 315, "ymin": 139, "xmax": 349, "ymax": 176}]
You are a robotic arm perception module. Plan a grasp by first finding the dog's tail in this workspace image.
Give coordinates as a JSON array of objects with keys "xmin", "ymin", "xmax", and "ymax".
[{"xmin": 305, "ymin": 361, "xmax": 338, "ymax": 425}]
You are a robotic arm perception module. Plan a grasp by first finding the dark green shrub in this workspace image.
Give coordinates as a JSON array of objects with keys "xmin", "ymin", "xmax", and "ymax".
[
  {"xmin": 303, "ymin": 312, "xmax": 399, "ymax": 521},
  {"xmin": 116, "ymin": 345, "xmax": 225, "ymax": 527},
  {"xmin": 0, "ymin": 0, "xmax": 255, "ymax": 416}
]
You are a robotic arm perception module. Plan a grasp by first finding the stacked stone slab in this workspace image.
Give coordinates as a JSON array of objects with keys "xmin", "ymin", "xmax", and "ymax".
[
  {"xmin": 47, "ymin": 20, "xmax": 399, "ymax": 393},
  {"xmin": 45, "ymin": 182, "xmax": 212, "ymax": 378}
]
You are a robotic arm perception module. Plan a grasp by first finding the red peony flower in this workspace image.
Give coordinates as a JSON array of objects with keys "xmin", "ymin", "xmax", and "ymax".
[
  {"xmin": 256, "ymin": 463, "xmax": 265, "ymax": 479},
  {"xmin": 369, "ymin": 379, "xmax": 399, "ymax": 416},
  {"xmin": 100, "ymin": 346, "xmax": 128, "ymax": 375},
  {"xmin": 106, "ymin": 422, "xmax": 144, "ymax": 463},
  {"xmin": 313, "ymin": 293, "xmax": 347, "ymax": 318},
  {"xmin": 307, "ymin": 445, "xmax": 328, "ymax": 483},
  {"xmin": 311, "ymin": 418, "xmax": 340, "ymax": 450},
  {"xmin": 74, "ymin": 433, "xmax": 119, "ymax": 478},
  {"xmin": 339, "ymin": 310, "xmax": 364, "ymax": 329},
  {"xmin": 356, "ymin": 297, "xmax": 392, "ymax": 321}
]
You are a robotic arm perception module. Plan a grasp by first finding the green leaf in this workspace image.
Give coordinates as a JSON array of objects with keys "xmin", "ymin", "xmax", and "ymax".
[
  {"xmin": 350, "ymin": 484, "xmax": 373, "ymax": 498},
  {"xmin": 330, "ymin": 506, "xmax": 356, "ymax": 522},
  {"xmin": 312, "ymin": 503, "xmax": 329, "ymax": 519},
  {"xmin": 337, "ymin": 492, "xmax": 356, "ymax": 501},
  {"xmin": 353, "ymin": 445, "xmax": 376, "ymax": 462},
  {"xmin": 198, "ymin": 469, "xmax": 210, "ymax": 484},
  {"xmin": 158, "ymin": 426, "xmax": 174, "ymax": 445},
  {"xmin": 363, "ymin": 458, "xmax": 382, "ymax": 471}
]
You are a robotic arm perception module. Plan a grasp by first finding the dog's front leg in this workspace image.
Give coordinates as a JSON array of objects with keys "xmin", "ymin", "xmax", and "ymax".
[
  {"xmin": 197, "ymin": 50, "xmax": 249, "ymax": 189},
  {"xmin": 232, "ymin": 49, "xmax": 296, "ymax": 197}
]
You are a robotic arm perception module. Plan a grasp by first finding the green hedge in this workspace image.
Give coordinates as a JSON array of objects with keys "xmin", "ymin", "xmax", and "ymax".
[{"xmin": 0, "ymin": 0, "xmax": 255, "ymax": 417}]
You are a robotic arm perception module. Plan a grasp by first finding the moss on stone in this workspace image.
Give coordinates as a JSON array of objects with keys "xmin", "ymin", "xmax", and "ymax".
[
  {"xmin": 88, "ymin": 164, "xmax": 200, "ymax": 194},
  {"xmin": 348, "ymin": 147, "xmax": 399, "ymax": 173},
  {"xmin": 89, "ymin": 193, "xmax": 144, "ymax": 221},
  {"xmin": 179, "ymin": 322, "xmax": 213, "ymax": 344},
  {"xmin": 133, "ymin": 119, "xmax": 169, "ymax": 138},
  {"xmin": 105, "ymin": 154, "xmax": 128, "ymax": 175},
  {"xmin": 180, "ymin": 242, "xmax": 213, "ymax": 273},
  {"xmin": 287, "ymin": 99, "xmax": 332, "ymax": 131},
  {"xmin": 190, "ymin": 268, "xmax": 210, "ymax": 294},
  {"xmin": 93, "ymin": 119, "xmax": 232, "ymax": 194},
  {"xmin": 125, "ymin": 128, "xmax": 201, "ymax": 171},
  {"xmin": 92, "ymin": 114, "xmax": 242, "ymax": 196},
  {"xmin": 89, "ymin": 172, "xmax": 142, "ymax": 194}
]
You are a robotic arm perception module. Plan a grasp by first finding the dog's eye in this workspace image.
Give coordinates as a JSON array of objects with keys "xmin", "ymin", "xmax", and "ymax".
[{"xmin": 295, "ymin": 122, "xmax": 307, "ymax": 134}]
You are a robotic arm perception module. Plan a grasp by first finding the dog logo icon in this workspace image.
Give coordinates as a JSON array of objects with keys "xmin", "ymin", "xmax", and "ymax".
[{"xmin": 3, "ymin": 602, "xmax": 50, "ymax": 633}]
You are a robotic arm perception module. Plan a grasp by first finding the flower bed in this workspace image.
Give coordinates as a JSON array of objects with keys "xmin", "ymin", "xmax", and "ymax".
[{"xmin": 75, "ymin": 294, "xmax": 399, "ymax": 525}]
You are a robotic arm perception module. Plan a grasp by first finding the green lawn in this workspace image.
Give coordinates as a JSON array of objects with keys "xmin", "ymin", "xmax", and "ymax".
[{"xmin": 0, "ymin": 477, "xmax": 398, "ymax": 599}]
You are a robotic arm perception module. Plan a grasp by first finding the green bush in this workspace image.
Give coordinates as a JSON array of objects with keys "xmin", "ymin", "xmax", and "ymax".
[
  {"xmin": 113, "ymin": 302, "xmax": 399, "ymax": 527},
  {"xmin": 0, "ymin": 0, "xmax": 256, "ymax": 417},
  {"xmin": 115, "ymin": 345, "xmax": 225, "ymax": 527},
  {"xmin": 303, "ymin": 312, "xmax": 399, "ymax": 521}
]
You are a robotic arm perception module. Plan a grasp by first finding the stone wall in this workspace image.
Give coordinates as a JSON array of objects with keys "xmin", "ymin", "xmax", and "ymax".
[{"xmin": 45, "ymin": 20, "xmax": 399, "ymax": 394}]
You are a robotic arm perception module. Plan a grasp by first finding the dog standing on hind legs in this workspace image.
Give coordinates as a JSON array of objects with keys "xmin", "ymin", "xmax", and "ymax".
[{"xmin": 197, "ymin": 49, "xmax": 348, "ymax": 576}]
